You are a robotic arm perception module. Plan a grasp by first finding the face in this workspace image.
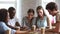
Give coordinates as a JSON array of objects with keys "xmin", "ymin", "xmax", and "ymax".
[
  {"xmin": 37, "ymin": 9, "xmax": 43, "ymax": 17},
  {"xmin": 48, "ymin": 9, "xmax": 58, "ymax": 16},
  {"xmin": 6, "ymin": 12, "xmax": 9, "ymax": 23},
  {"xmin": 28, "ymin": 12, "xmax": 34, "ymax": 19},
  {"xmin": 9, "ymin": 10, "xmax": 16, "ymax": 19}
]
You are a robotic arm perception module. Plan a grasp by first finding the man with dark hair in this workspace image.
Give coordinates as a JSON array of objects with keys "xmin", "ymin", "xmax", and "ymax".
[
  {"xmin": 46, "ymin": 2, "xmax": 60, "ymax": 29},
  {"xmin": 46, "ymin": 2, "xmax": 58, "ymax": 16},
  {"xmin": 8, "ymin": 7, "xmax": 20, "ymax": 30}
]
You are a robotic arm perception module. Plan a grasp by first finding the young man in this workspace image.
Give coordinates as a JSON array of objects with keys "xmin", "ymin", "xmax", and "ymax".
[
  {"xmin": 8, "ymin": 7, "xmax": 20, "ymax": 30},
  {"xmin": 46, "ymin": 2, "xmax": 60, "ymax": 29}
]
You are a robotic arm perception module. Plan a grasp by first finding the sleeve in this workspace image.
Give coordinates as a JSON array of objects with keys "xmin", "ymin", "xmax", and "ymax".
[
  {"xmin": 15, "ymin": 17, "xmax": 20, "ymax": 23},
  {"xmin": 15, "ymin": 17, "xmax": 19, "ymax": 22},
  {"xmin": 2, "ymin": 23, "xmax": 16, "ymax": 34},
  {"xmin": 2, "ymin": 23, "xmax": 11, "ymax": 31},
  {"xmin": 44, "ymin": 19, "xmax": 47, "ymax": 27}
]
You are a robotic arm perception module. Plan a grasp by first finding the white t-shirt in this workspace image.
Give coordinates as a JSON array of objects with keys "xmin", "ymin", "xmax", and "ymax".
[
  {"xmin": 8, "ymin": 17, "xmax": 19, "ymax": 27},
  {"xmin": 49, "ymin": 15, "xmax": 56, "ymax": 23}
]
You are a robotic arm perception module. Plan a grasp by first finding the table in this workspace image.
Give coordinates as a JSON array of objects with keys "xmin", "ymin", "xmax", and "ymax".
[{"xmin": 15, "ymin": 26, "xmax": 56, "ymax": 34}]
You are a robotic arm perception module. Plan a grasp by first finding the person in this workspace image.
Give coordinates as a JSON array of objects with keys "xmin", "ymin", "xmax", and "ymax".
[
  {"xmin": 21, "ymin": 9, "xmax": 35, "ymax": 30},
  {"xmin": 46, "ymin": 2, "xmax": 59, "ymax": 29},
  {"xmin": 8, "ymin": 7, "xmax": 20, "ymax": 30},
  {"xmin": 35, "ymin": 6, "xmax": 47, "ymax": 29},
  {"xmin": 0, "ymin": 8, "xmax": 28, "ymax": 34},
  {"xmin": 0, "ymin": 9, "xmax": 16, "ymax": 34}
]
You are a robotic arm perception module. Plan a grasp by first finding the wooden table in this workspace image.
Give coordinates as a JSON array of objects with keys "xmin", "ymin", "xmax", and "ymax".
[{"xmin": 15, "ymin": 26, "xmax": 56, "ymax": 34}]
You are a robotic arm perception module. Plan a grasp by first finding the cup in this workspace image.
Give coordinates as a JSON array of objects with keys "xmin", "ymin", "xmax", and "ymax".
[
  {"xmin": 41, "ymin": 27, "xmax": 45, "ymax": 34},
  {"xmin": 32, "ymin": 25, "xmax": 36, "ymax": 31}
]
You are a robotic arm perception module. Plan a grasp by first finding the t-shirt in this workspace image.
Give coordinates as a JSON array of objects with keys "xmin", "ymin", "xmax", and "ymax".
[
  {"xmin": 8, "ymin": 17, "xmax": 20, "ymax": 27},
  {"xmin": 22, "ymin": 17, "xmax": 36, "ymax": 30},
  {"xmin": 49, "ymin": 15, "xmax": 56, "ymax": 24},
  {"xmin": 0, "ymin": 22, "xmax": 16, "ymax": 34},
  {"xmin": 35, "ymin": 16, "xmax": 47, "ymax": 28}
]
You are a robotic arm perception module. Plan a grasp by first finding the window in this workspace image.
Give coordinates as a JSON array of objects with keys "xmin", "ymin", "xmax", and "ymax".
[
  {"xmin": 0, "ymin": 0, "xmax": 16, "ymax": 9},
  {"xmin": 0, "ymin": 0, "xmax": 22, "ymax": 22}
]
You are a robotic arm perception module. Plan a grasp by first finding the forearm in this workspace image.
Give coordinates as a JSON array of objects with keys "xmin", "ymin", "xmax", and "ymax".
[{"xmin": 7, "ymin": 24, "xmax": 17, "ymax": 30}]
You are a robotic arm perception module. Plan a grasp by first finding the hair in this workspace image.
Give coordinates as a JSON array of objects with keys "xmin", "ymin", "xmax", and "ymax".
[
  {"xmin": 36, "ymin": 6, "xmax": 45, "ymax": 16},
  {"xmin": 36, "ymin": 6, "xmax": 43, "ymax": 11},
  {"xmin": 27, "ymin": 9, "xmax": 35, "ymax": 15},
  {"xmin": 0, "ymin": 9, "xmax": 8, "ymax": 22},
  {"xmin": 8, "ymin": 7, "xmax": 15, "ymax": 13},
  {"xmin": 46, "ymin": 2, "xmax": 58, "ymax": 11}
]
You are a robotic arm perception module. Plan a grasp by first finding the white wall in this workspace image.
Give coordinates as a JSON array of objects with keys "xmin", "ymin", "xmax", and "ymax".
[
  {"xmin": 55, "ymin": 0, "xmax": 60, "ymax": 10},
  {"xmin": 16, "ymin": 0, "xmax": 22, "ymax": 25},
  {"xmin": 21, "ymin": 0, "xmax": 42, "ymax": 18},
  {"xmin": 20, "ymin": 0, "xmax": 60, "ymax": 21}
]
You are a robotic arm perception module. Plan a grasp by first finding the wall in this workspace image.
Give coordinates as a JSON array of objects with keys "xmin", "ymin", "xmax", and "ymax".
[
  {"xmin": 21, "ymin": 0, "xmax": 42, "ymax": 18},
  {"xmin": 55, "ymin": 0, "xmax": 60, "ymax": 10}
]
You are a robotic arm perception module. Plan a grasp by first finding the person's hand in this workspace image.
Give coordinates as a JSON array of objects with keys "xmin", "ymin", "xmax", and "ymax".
[
  {"xmin": 32, "ymin": 25, "xmax": 36, "ymax": 31},
  {"xmin": 15, "ymin": 26, "xmax": 20, "ymax": 30}
]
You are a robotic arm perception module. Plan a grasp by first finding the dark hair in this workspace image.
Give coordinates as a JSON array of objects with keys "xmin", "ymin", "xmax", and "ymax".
[
  {"xmin": 0, "ymin": 9, "xmax": 8, "ymax": 22},
  {"xmin": 36, "ymin": 6, "xmax": 43, "ymax": 11},
  {"xmin": 46, "ymin": 2, "xmax": 58, "ymax": 11},
  {"xmin": 36, "ymin": 6, "xmax": 45, "ymax": 16},
  {"xmin": 27, "ymin": 9, "xmax": 35, "ymax": 15},
  {"xmin": 8, "ymin": 7, "xmax": 15, "ymax": 13}
]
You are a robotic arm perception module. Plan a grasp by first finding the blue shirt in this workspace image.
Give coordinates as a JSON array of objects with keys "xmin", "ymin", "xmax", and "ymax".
[
  {"xmin": 0, "ymin": 22, "xmax": 16, "ymax": 34},
  {"xmin": 36, "ymin": 16, "xmax": 47, "ymax": 28}
]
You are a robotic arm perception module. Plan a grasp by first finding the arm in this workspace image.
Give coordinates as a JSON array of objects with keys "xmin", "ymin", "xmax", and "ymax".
[
  {"xmin": 6, "ymin": 24, "xmax": 19, "ymax": 30},
  {"xmin": 1, "ymin": 23, "xmax": 11, "ymax": 31},
  {"xmin": 47, "ymin": 17, "xmax": 52, "ymax": 29}
]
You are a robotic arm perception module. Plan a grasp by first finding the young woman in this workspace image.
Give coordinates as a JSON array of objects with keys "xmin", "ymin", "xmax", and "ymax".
[
  {"xmin": 22, "ymin": 9, "xmax": 35, "ymax": 30},
  {"xmin": 35, "ymin": 6, "xmax": 47, "ymax": 29}
]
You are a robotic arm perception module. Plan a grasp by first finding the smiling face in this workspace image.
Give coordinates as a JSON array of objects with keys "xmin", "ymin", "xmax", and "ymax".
[
  {"xmin": 46, "ymin": 2, "xmax": 58, "ymax": 16},
  {"xmin": 48, "ymin": 9, "xmax": 58, "ymax": 16},
  {"xmin": 9, "ymin": 10, "xmax": 16, "ymax": 19},
  {"xmin": 37, "ymin": 9, "xmax": 44, "ymax": 17}
]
